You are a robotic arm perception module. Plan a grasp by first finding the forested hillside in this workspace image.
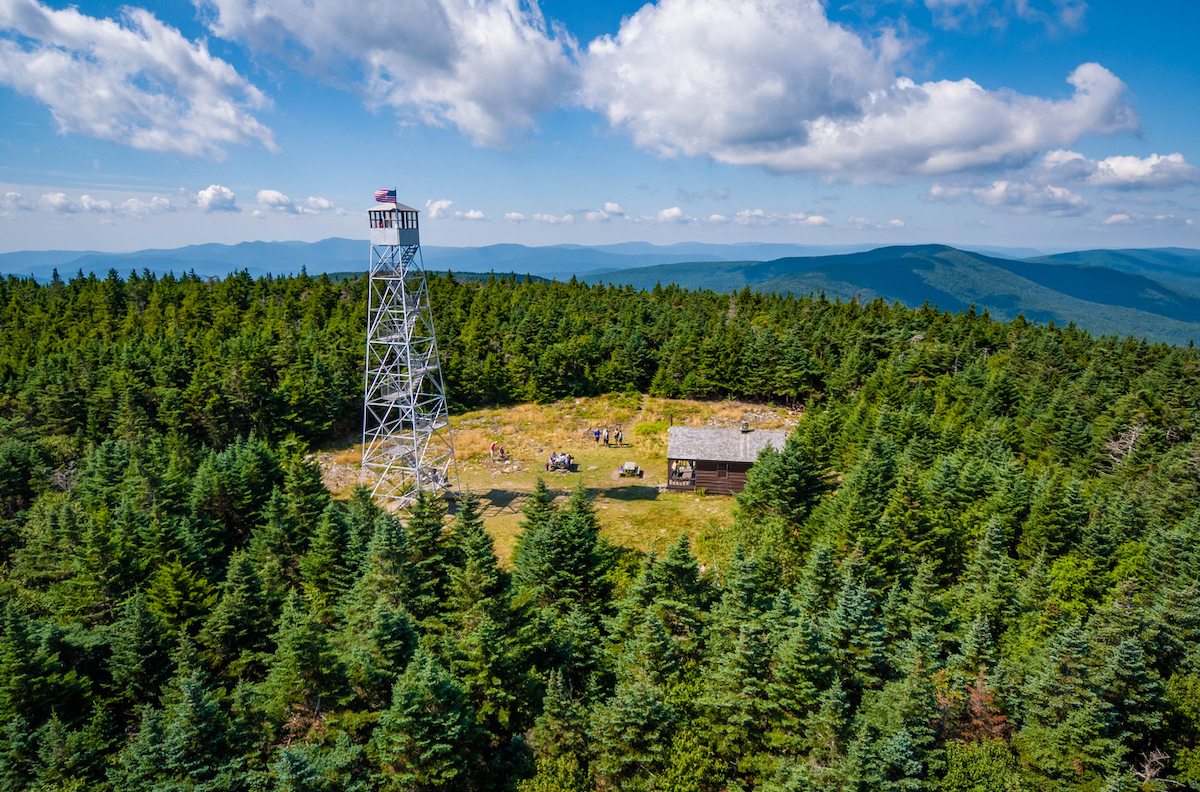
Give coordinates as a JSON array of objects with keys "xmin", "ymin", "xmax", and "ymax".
[
  {"xmin": 3, "ymin": 268, "xmax": 1200, "ymax": 790},
  {"xmin": 586, "ymin": 246, "xmax": 1200, "ymax": 346}
]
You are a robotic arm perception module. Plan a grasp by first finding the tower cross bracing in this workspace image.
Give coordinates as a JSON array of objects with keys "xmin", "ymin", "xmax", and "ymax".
[{"xmin": 361, "ymin": 200, "xmax": 457, "ymax": 506}]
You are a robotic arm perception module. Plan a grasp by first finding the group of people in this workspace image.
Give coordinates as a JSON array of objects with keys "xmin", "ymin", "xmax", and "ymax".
[
  {"xmin": 488, "ymin": 441, "xmax": 508, "ymax": 461},
  {"xmin": 546, "ymin": 451, "xmax": 572, "ymax": 471},
  {"xmin": 591, "ymin": 426, "xmax": 624, "ymax": 447}
]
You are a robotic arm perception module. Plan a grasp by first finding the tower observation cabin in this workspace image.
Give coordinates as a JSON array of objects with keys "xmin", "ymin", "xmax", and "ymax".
[
  {"xmin": 361, "ymin": 197, "xmax": 458, "ymax": 507},
  {"xmin": 368, "ymin": 204, "xmax": 420, "ymax": 247}
]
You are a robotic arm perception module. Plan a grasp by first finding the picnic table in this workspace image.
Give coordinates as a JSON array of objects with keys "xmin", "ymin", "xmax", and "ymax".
[{"xmin": 618, "ymin": 461, "xmax": 643, "ymax": 478}]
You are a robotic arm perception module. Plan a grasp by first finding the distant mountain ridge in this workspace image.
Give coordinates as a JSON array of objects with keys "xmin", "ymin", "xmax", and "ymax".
[
  {"xmin": 3, "ymin": 238, "xmax": 1198, "ymax": 345},
  {"xmin": 584, "ymin": 244, "xmax": 1200, "ymax": 346},
  {"xmin": 0, "ymin": 238, "xmax": 1048, "ymax": 282}
]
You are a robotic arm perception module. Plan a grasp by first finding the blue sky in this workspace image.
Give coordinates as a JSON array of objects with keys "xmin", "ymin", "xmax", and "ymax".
[{"xmin": 1, "ymin": 0, "xmax": 1198, "ymax": 253}]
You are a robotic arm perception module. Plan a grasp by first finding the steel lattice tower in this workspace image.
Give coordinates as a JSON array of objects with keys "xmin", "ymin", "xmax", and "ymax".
[{"xmin": 361, "ymin": 200, "xmax": 457, "ymax": 506}]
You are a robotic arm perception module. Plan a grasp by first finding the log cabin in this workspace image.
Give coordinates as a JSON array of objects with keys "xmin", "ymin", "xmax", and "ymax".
[{"xmin": 666, "ymin": 425, "xmax": 788, "ymax": 496}]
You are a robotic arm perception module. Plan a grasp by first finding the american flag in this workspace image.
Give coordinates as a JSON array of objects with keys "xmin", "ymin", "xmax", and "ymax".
[{"xmin": 374, "ymin": 189, "xmax": 396, "ymax": 203}]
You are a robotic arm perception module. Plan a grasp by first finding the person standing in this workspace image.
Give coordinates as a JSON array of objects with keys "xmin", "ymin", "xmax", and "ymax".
[
  {"xmin": 594, "ymin": 428, "xmax": 601, "ymax": 445},
  {"xmin": 603, "ymin": 427, "xmax": 610, "ymax": 447}
]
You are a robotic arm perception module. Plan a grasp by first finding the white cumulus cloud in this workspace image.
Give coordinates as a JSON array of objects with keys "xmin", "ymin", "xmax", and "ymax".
[
  {"xmin": 1042, "ymin": 150, "xmax": 1200, "ymax": 190},
  {"xmin": 533, "ymin": 212, "xmax": 575, "ymax": 224},
  {"xmin": 0, "ymin": 0, "xmax": 275, "ymax": 159},
  {"xmin": 424, "ymin": 198, "xmax": 487, "ymax": 220},
  {"xmin": 195, "ymin": 0, "xmax": 577, "ymax": 147},
  {"xmin": 929, "ymin": 181, "xmax": 1091, "ymax": 216},
  {"xmin": 504, "ymin": 212, "xmax": 526, "ymax": 223},
  {"xmin": 254, "ymin": 190, "xmax": 345, "ymax": 216},
  {"xmin": 1103, "ymin": 212, "xmax": 1194, "ymax": 228},
  {"xmin": 194, "ymin": 184, "xmax": 240, "ymax": 213},
  {"xmin": 39, "ymin": 193, "xmax": 81, "ymax": 214},
  {"xmin": 36, "ymin": 190, "xmax": 189, "ymax": 217},
  {"xmin": 730, "ymin": 209, "xmax": 830, "ymax": 227},
  {"xmin": 581, "ymin": 0, "xmax": 1135, "ymax": 180},
  {"xmin": 586, "ymin": 202, "xmax": 627, "ymax": 222},
  {"xmin": 425, "ymin": 199, "xmax": 455, "ymax": 220},
  {"xmin": 80, "ymin": 195, "xmax": 114, "ymax": 213},
  {"xmin": 849, "ymin": 216, "xmax": 904, "ymax": 229},
  {"xmin": 0, "ymin": 191, "xmax": 32, "ymax": 216}
]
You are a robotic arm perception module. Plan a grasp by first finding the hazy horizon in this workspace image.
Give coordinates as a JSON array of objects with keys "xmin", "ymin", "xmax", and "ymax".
[{"xmin": 2, "ymin": 0, "xmax": 1198, "ymax": 254}]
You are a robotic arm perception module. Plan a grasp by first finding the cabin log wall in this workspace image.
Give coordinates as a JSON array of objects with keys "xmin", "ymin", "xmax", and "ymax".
[{"xmin": 693, "ymin": 459, "xmax": 754, "ymax": 495}]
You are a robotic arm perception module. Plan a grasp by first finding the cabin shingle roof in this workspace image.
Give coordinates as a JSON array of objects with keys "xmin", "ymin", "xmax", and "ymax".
[{"xmin": 667, "ymin": 427, "xmax": 788, "ymax": 464}]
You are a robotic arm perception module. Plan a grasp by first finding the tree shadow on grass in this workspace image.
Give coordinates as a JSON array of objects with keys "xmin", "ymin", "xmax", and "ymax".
[
  {"xmin": 477, "ymin": 488, "xmax": 525, "ymax": 516},
  {"xmin": 601, "ymin": 485, "xmax": 660, "ymax": 502}
]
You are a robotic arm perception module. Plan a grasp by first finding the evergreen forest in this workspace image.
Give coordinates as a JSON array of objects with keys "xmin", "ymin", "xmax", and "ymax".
[{"xmin": 3, "ymin": 267, "xmax": 1200, "ymax": 791}]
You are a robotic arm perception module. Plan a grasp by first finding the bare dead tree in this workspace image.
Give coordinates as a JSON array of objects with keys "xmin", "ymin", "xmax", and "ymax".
[
  {"xmin": 1102, "ymin": 423, "xmax": 1144, "ymax": 472},
  {"xmin": 1133, "ymin": 748, "xmax": 1184, "ymax": 787},
  {"xmin": 50, "ymin": 460, "xmax": 78, "ymax": 492}
]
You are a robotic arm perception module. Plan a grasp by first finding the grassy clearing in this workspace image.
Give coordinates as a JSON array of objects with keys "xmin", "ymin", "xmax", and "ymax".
[{"xmin": 316, "ymin": 395, "xmax": 802, "ymax": 564}]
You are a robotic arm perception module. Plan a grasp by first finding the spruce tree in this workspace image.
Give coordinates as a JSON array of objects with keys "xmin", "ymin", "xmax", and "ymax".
[
  {"xmin": 706, "ymin": 619, "xmax": 775, "ymax": 780},
  {"xmin": 145, "ymin": 556, "xmax": 218, "ymax": 638},
  {"xmin": 445, "ymin": 491, "xmax": 509, "ymax": 633},
  {"xmin": 1013, "ymin": 620, "xmax": 1117, "ymax": 785},
  {"xmin": 300, "ymin": 502, "xmax": 353, "ymax": 620},
  {"xmin": 341, "ymin": 599, "xmax": 418, "ymax": 710},
  {"xmin": 956, "ymin": 518, "xmax": 1017, "ymax": 629},
  {"xmin": 512, "ymin": 478, "xmax": 557, "ymax": 588},
  {"xmin": 0, "ymin": 604, "xmax": 41, "ymax": 723},
  {"xmin": 200, "ymin": 549, "xmax": 273, "ymax": 672},
  {"xmin": 826, "ymin": 576, "xmax": 887, "ymax": 695},
  {"xmin": 1095, "ymin": 637, "xmax": 1164, "ymax": 753},
  {"xmin": 515, "ymin": 483, "xmax": 609, "ymax": 617},
  {"xmin": 769, "ymin": 617, "xmax": 829, "ymax": 753},
  {"xmin": 796, "ymin": 544, "xmax": 840, "ymax": 615},
  {"xmin": 260, "ymin": 594, "xmax": 347, "ymax": 725},
  {"xmin": 404, "ymin": 491, "xmax": 451, "ymax": 626},
  {"xmin": 454, "ymin": 613, "xmax": 529, "ymax": 737},
  {"xmin": 591, "ymin": 676, "xmax": 676, "ymax": 792},
  {"xmin": 108, "ymin": 593, "xmax": 174, "ymax": 705},
  {"xmin": 373, "ymin": 650, "xmax": 477, "ymax": 792},
  {"xmin": 521, "ymin": 670, "xmax": 591, "ymax": 792}
]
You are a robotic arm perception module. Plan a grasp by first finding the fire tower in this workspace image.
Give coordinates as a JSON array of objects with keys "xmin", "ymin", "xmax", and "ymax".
[{"xmin": 361, "ymin": 198, "xmax": 457, "ymax": 506}]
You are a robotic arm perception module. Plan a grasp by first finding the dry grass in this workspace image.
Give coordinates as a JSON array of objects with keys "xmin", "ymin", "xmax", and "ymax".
[{"xmin": 316, "ymin": 396, "xmax": 802, "ymax": 564}]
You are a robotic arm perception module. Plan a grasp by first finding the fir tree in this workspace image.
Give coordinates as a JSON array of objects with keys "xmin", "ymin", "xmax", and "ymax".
[
  {"xmin": 260, "ymin": 594, "xmax": 347, "ymax": 726},
  {"xmin": 1013, "ymin": 620, "xmax": 1117, "ymax": 785},
  {"xmin": 200, "ymin": 550, "xmax": 273, "ymax": 672},
  {"xmin": 826, "ymin": 577, "xmax": 887, "ymax": 695},
  {"xmin": 299, "ymin": 503, "xmax": 353, "ymax": 620},
  {"xmin": 403, "ymin": 492, "xmax": 451, "ymax": 626},
  {"xmin": 515, "ymin": 483, "xmax": 609, "ymax": 617},
  {"xmin": 591, "ymin": 677, "xmax": 676, "ymax": 792},
  {"xmin": 445, "ymin": 491, "xmax": 510, "ymax": 633},
  {"xmin": 108, "ymin": 593, "xmax": 174, "ymax": 705},
  {"xmin": 373, "ymin": 650, "xmax": 477, "ymax": 792}
]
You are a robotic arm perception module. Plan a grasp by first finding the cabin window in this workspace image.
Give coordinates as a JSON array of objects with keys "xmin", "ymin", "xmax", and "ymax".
[{"xmin": 717, "ymin": 462, "xmax": 729, "ymax": 479}]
